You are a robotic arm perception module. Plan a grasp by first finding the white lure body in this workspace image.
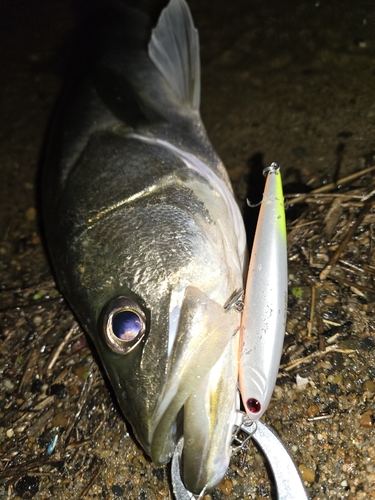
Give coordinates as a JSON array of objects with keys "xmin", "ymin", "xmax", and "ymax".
[{"xmin": 239, "ymin": 163, "xmax": 288, "ymax": 419}]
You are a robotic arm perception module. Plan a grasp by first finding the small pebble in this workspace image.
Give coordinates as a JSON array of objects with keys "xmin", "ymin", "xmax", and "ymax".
[
  {"xmin": 4, "ymin": 379, "xmax": 15, "ymax": 390},
  {"xmin": 6, "ymin": 428, "xmax": 14, "ymax": 438},
  {"xmin": 98, "ymin": 449, "xmax": 112, "ymax": 459},
  {"xmin": 152, "ymin": 468, "xmax": 164, "ymax": 481},
  {"xmin": 298, "ymin": 464, "xmax": 315, "ymax": 483},
  {"xmin": 318, "ymin": 373, "xmax": 327, "ymax": 386},
  {"xmin": 132, "ymin": 456, "xmax": 146, "ymax": 469},
  {"xmin": 307, "ymin": 404, "xmax": 320, "ymax": 418},
  {"xmin": 343, "ymin": 378, "xmax": 356, "ymax": 392},
  {"xmin": 74, "ymin": 365, "xmax": 90, "ymax": 378},
  {"xmin": 33, "ymin": 316, "xmax": 43, "ymax": 326},
  {"xmin": 296, "ymin": 374, "xmax": 309, "ymax": 388},
  {"xmin": 112, "ymin": 484, "xmax": 124, "ymax": 496},
  {"xmin": 25, "ymin": 207, "xmax": 36, "ymax": 222},
  {"xmin": 52, "ymin": 411, "xmax": 70, "ymax": 428},
  {"xmin": 359, "ymin": 410, "xmax": 374, "ymax": 427},
  {"xmin": 362, "ymin": 380, "xmax": 375, "ymax": 393},
  {"xmin": 68, "ymin": 384, "xmax": 80, "ymax": 396},
  {"xmin": 217, "ymin": 479, "xmax": 233, "ymax": 495}
]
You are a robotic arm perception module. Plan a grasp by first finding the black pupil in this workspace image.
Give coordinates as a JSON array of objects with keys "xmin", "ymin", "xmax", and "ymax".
[{"xmin": 112, "ymin": 311, "xmax": 142, "ymax": 341}]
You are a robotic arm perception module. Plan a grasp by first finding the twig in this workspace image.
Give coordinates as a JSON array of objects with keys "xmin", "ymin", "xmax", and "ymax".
[
  {"xmin": 338, "ymin": 259, "xmax": 365, "ymax": 274},
  {"xmin": 327, "ymin": 275, "xmax": 375, "ymax": 294},
  {"xmin": 320, "ymin": 202, "xmax": 373, "ymax": 280},
  {"xmin": 286, "ymin": 164, "xmax": 375, "ymax": 204},
  {"xmin": 18, "ymin": 348, "xmax": 40, "ymax": 395},
  {"xmin": 19, "ymin": 324, "xmax": 55, "ymax": 359},
  {"xmin": 52, "ymin": 366, "xmax": 70, "ymax": 385},
  {"xmin": 78, "ymin": 463, "xmax": 103, "ymax": 499},
  {"xmin": 62, "ymin": 362, "xmax": 95, "ymax": 446},
  {"xmin": 92, "ymin": 405, "xmax": 107, "ymax": 437},
  {"xmin": 33, "ymin": 396, "xmax": 55, "ymax": 412},
  {"xmin": 26, "ymin": 407, "xmax": 55, "ymax": 437},
  {"xmin": 322, "ymin": 319, "xmax": 342, "ymax": 327},
  {"xmin": 47, "ymin": 325, "xmax": 79, "ymax": 370},
  {"xmin": 307, "ymin": 413, "xmax": 333, "ymax": 422},
  {"xmin": 326, "ymin": 333, "xmax": 342, "ymax": 344},
  {"xmin": 65, "ymin": 440, "xmax": 92, "ymax": 451},
  {"xmin": 281, "ymin": 346, "xmax": 355, "ymax": 372},
  {"xmin": 307, "ymin": 286, "xmax": 316, "ymax": 337},
  {"xmin": 289, "ymin": 220, "xmax": 317, "ymax": 230},
  {"xmin": 0, "ymin": 280, "xmax": 56, "ymax": 295},
  {"xmin": 0, "ymin": 455, "xmax": 60, "ymax": 480}
]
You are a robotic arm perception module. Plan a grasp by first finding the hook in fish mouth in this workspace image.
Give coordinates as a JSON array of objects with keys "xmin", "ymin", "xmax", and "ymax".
[{"xmin": 223, "ymin": 288, "xmax": 244, "ymax": 312}]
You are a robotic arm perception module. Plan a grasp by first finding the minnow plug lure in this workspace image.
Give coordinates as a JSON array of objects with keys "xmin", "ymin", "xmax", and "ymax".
[{"xmin": 239, "ymin": 163, "xmax": 287, "ymax": 419}]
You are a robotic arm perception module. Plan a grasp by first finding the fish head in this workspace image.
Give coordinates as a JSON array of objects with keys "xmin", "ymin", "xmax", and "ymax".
[{"xmin": 60, "ymin": 197, "xmax": 243, "ymax": 492}]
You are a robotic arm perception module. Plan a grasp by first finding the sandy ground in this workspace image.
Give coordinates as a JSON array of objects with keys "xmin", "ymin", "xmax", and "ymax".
[{"xmin": 1, "ymin": 0, "xmax": 375, "ymax": 498}]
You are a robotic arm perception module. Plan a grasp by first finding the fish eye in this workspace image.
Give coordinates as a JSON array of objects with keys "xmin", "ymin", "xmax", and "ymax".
[{"xmin": 102, "ymin": 297, "xmax": 146, "ymax": 354}]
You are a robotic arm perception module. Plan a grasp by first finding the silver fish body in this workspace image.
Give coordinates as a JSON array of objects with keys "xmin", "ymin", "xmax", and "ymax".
[{"xmin": 43, "ymin": 0, "xmax": 246, "ymax": 492}]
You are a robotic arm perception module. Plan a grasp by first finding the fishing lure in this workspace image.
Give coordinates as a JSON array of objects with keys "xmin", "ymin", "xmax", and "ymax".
[{"xmin": 239, "ymin": 163, "xmax": 288, "ymax": 419}]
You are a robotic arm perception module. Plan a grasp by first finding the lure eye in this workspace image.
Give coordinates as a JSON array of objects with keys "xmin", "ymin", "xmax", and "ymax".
[
  {"xmin": 102, "ymin": 297, "xmax": 146, "ymax": 354},
  {"xmin": 246, "ymin": 398, "xmax": 261, "ymax": 414}
]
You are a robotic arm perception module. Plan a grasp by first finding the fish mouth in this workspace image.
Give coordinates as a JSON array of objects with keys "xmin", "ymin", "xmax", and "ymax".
[{"xmin": 149, "ymin": 285, "xmax": 240, "ymax": 493}]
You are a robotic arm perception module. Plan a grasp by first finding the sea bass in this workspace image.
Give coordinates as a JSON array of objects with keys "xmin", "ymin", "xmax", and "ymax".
[{"xmin": 43, "ymin": 0, "xmax": 246, "ymax": 493}]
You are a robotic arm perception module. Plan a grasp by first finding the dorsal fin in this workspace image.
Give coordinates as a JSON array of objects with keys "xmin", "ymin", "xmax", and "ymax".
[{"xmin": 148, "ymin": 0, "xmax": 200, "ymax": 110}]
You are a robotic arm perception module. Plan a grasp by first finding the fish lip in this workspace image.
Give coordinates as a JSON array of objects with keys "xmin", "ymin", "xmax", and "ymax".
[
  {"xmin": 148, "ymin": 286, "xmax": 241, "ymax": 464},
  {"xmin": 179, "ymin": 374, "xmax": 239, "ymax": 494}
]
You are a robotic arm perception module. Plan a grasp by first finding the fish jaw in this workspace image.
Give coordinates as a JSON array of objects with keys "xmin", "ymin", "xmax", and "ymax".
[
  {"xmin": 182, "ymin": 332, "xmax": 240, "ymax": 493},
  {"xmin": 149, "ymin": 286, "xmax": 241, "ymax": 465}
]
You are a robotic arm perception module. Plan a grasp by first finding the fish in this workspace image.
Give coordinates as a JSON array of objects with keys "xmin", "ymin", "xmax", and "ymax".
[
  {"xmin": 239, "ymin": 164, "xmax": 287, "ymax": 419},
  {"xmin": 43, "ymin": 0, "xmax": 247, "ymax": 493}
]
